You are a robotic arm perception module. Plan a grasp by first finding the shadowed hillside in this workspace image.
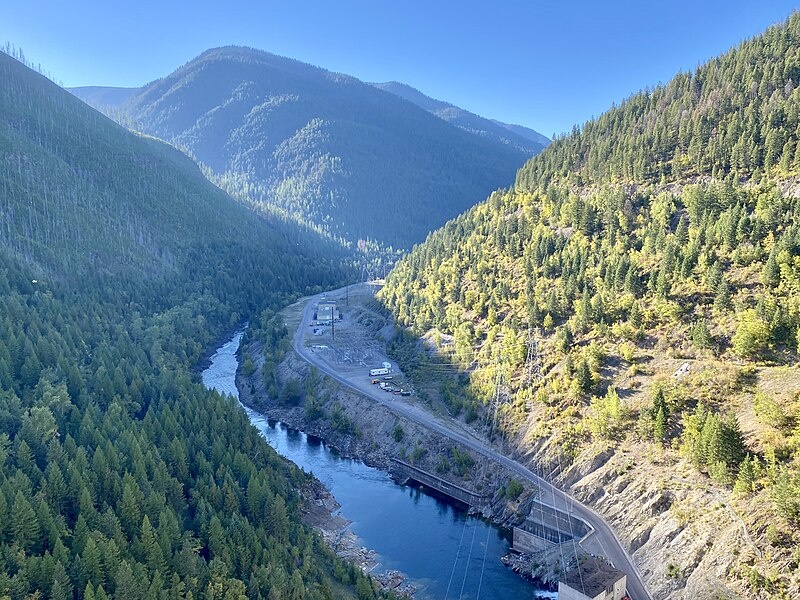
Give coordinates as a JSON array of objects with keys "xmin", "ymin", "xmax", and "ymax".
[
  {"xmin": 118, "ymin": 46, "xmax": 531, "ymax": 248},
  {"xmin": 0, "ymin": 50, "xmax": 396, "ymax": 600}
]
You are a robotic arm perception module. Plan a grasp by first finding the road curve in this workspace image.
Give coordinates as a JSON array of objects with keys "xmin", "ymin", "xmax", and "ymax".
[{"xmin": 293, "ymin": 285, "xmax": 652, "ymax": 600}]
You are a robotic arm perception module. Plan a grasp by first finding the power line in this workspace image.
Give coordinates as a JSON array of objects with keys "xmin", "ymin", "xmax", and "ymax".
[
  {"xmin": 445, "ymin": 373, "xmax": 501, "ymax": 600},
  {"xmin": 476, "ymin": 363, "xmax": 504, "ymax": 600},
  {"xmin": 458, "ymin": 511, "xmax": 480, "ymax": 600},
  {"xmin": 444, "ymin": 511, "xmax": 471, "ymax": 600},
  {"xmin": 535, "ymin": 459, "xmax": 569, "ymax": 591},
  {"xmin": 523, "ymin": 327, "xmax": 544, "ymax": 409},
  {"xmin": 551, "ymin": 448, "xmax": 587, "ymax": 598},
  {"xmin": 522, "ymin": 327, "xmax": 586, "ymax": 597}
]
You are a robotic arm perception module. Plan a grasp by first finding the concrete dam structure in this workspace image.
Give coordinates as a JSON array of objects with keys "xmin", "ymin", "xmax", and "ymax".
[
  {"xmin": 389, "ymin": 458, "xmax": 590, "ymax": 553},
  {"xmin": 390, "ymin": 458, "xmax": 491, "ymax": 508},
  {"xmin": 512, "ymin": 501, "xmax": 591, "ymax": 553}
]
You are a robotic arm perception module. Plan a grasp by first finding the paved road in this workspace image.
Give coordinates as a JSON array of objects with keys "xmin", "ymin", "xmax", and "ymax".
[{"xmin": 293, "ymin": 285, "xmax": 652, "ymax": 600}]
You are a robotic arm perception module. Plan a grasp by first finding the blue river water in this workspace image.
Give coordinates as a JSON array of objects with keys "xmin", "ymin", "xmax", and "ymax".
[{"xmin": 202, "ymin": 331, "xmax": 553, "ymax": 600}]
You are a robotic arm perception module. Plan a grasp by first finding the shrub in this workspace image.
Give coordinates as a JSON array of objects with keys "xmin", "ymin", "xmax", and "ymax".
[
  {"xmin": 506, "ymin": 479, "xmax": 524, "ymax": 501},
  {"xmin": 280, "ymin": 378, "xmax": 303, "ymax": 406}
]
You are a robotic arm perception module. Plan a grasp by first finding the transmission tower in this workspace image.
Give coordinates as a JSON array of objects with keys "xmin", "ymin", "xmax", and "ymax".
[
  {"xmin": 523, "ymin": 327, "xmax": 544, "ymax": 412},
  {"xmin": 486, "ymin": 361, "xmax": 512, "ymax": 452},
  {"xmin": 524, "ymin": 327, "xmax": 543, "ymax": 387}
]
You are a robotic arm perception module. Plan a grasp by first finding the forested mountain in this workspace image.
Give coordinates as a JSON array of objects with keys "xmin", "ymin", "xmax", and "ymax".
[
  {"xmin": 488, "ymin": 119, "xmax": 551, "ymax": 149},
  {"xmin": 114, "ymin": 46, "xmax": 530, "ymax": 249},
  {"xmin": 71, "ymin": 79, "xmax": 551, "ymax": 156},
  {"xmin": 381, "ymin": 13, "xmax": 800, "ymax": 597},
  {"xmin": 68, "ymin": 86, "xmax": 138, "ymax": 110},
  {"xmin": 371, "ymin": 81, "xmax": 549, "ymax": 154},
  {"xmin": 0, "ymin": 51, "xmax": 391, "ymax": 600}
]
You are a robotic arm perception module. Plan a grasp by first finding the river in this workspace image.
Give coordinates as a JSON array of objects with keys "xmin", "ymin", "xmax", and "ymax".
[{"xmin": 202, "ymin": 331, "xmax": 552, "ymax": 600}]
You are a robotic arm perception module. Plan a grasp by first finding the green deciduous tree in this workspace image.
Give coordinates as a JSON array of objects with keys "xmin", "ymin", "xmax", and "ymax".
[{"xmin": 732, "ymin": 310, "xmax": 771, "ymax": 358}]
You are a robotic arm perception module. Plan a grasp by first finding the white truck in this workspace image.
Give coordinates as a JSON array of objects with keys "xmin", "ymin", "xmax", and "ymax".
[{"xmin": 369, "ymin": 367, "xmax": 390, "ymax": 377}]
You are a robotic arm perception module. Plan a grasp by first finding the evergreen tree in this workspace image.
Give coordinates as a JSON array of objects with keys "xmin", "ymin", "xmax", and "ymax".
[
  {"xmin": 762, "ymin": 250, "xmax": 781, "ymax": 287},
  {"xmin": 773, "ymin": 467, "xmax": 800, "ymax": 523},
  {"xmin": 714, "ymin": 280, "xmax": 732, "ymax": 311},
  {"xmin": 574, "ymin": 359, "xmax": 594, "ymax": 394},
  {"xmin": 690, "ymin": 319, "xmax": 713, "ymax": 351},
  {"xmin": 51, "ymin": 561, "xmax": 72, "ymax": 600},
  {"xmin": 83, "ymin": 536, "xmax": 104, "ymax": 590},
  {"xmin": 653, "ymin": 406, "xmax": 668, "ymax": 446},
  {"xmin": 114, "ymin": 561, "xmax": 142, "ymax": 600},
  {"xmin": 11, "ymin": 490, "xmax": 40, "ymax": 551},
  {"xmin": 734, "ymin": 455, "xmax": 758, "ymax": 495}
]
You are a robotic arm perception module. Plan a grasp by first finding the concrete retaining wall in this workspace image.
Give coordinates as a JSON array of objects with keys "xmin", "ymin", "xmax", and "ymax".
[
  {"xmin": 390, "ymin": 458, "xmax": 490, "ymax": 508},
  {"xmin": 512, "ymin": 500, "xmax": 590, "ymax": 552}
]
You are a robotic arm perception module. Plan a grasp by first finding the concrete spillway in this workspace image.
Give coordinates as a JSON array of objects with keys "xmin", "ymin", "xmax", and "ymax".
[{"xmin": 513, "ymin": 501, "xmax": 591, "ymax": 552}]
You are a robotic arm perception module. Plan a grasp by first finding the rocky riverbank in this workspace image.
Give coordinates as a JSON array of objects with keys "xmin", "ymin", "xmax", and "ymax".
[
  {"xmin": 238, "ymin": 342, "xmax": 541, "ymax": 527},
  {"xmin": 500, "ymin": 541, "xmax": 582, "ymax": 592},
  {"xmin": 300, "ymin": 478, "xmax": 417, "ymax": 597},
  {"xmin": 236, "ymin": 339, "xmax": 558, "ymax": 588}
]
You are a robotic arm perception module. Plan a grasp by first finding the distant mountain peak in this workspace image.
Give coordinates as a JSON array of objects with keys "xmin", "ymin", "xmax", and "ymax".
[
  {"xmin": 372, "ymin": 81, "xmax": 549, "ymax": 154},
  {"xmin": 68, "ymin": 85, "xmax": 139, "ymax": 109}
]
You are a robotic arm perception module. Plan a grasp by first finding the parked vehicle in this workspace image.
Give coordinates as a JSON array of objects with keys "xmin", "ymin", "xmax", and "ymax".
[{"xmin": 369, "ymin": 367, "xmax": 390, "ymax": 376}]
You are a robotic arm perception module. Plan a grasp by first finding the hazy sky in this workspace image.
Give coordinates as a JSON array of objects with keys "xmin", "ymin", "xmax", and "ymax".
[{"xmin": 3, "ymin": 0, "xmax": 799, "ymax": 136}]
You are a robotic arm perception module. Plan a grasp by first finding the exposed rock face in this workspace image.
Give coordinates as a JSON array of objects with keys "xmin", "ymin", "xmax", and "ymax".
[{"xmin": 550, "ymin": 442, "xmax": 773, "ymax": 600}]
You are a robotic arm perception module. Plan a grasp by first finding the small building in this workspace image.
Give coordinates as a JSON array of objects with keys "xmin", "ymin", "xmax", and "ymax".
[
  {"xmin": 558, "ymin": 557, "xmax": 627, "ymax": 600},
  {"xmin": 317, "ymin": 301, "xmax": 338, "ymax": 322}
]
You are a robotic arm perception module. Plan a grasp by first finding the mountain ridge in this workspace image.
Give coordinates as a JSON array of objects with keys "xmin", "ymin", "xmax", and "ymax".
[
  {"xmin": 68, "ymin": 85, "xmax": 138, "ymax": 108},
  {"xmin": 76, "ymin": 45, "xmax": 537, "ymax": 248},
  {"xmin": 0, "ymin": 49, "xmax": 386, "ymax": 600},
  {"xmin": 371, "ymin": 80, "xmax": 549, "ymax": 153}
]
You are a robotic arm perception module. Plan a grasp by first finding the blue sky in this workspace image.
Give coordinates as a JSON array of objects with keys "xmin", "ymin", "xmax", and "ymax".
[{"xmin": 2, "ymin": 0, "xmax": 799, "ymax": 136}]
